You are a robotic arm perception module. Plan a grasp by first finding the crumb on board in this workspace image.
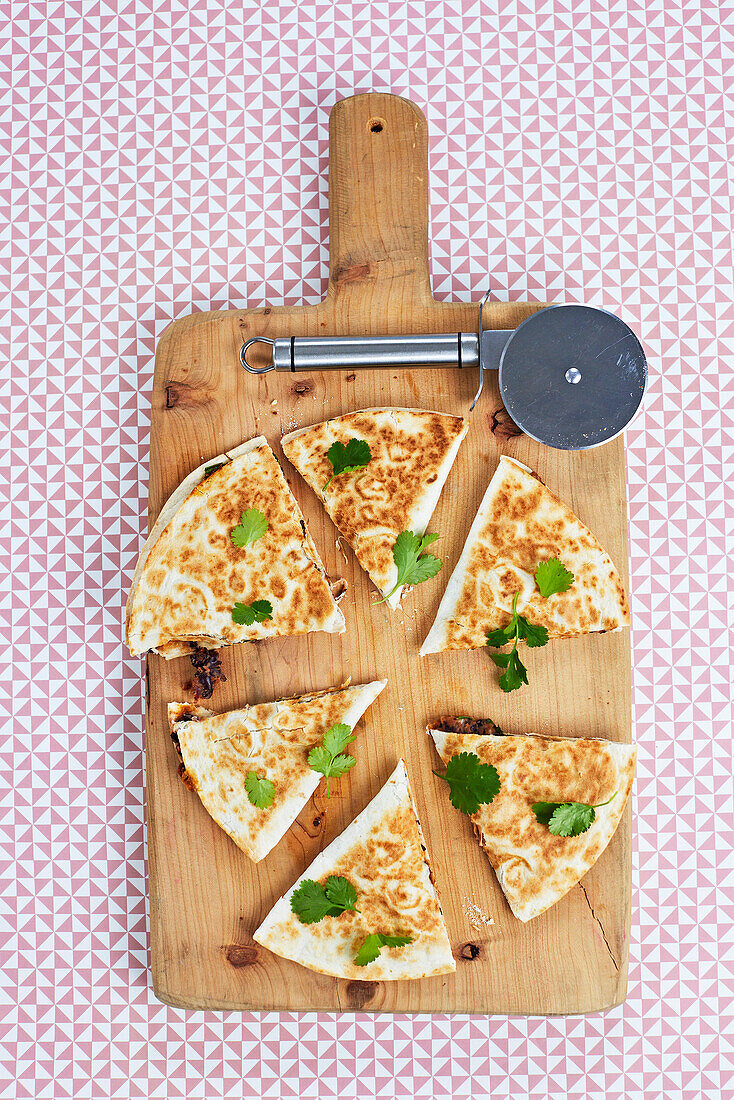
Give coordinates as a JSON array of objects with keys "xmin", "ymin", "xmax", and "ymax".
[{"xmin": 461, "ymin": 898, "xmax": 495, "ymax": 931}]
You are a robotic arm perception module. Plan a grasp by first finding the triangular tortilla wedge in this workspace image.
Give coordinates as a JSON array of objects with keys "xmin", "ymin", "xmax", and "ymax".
[
  {"xmin": 126, "ymin": 436, "xmax": 345, "ymax": 658},
  {"xmin": 420, "ymin": 455, "xmax": 629, "ymax": 654},
  {"xmin": 282, "ymin": 408, "xmax": 469, "ymax": 609},
  {"xmin": 253, "ymin": 760, "xmax": 456, "ymax": 979},
  {"xmin": 429, "ymin": 725, "xmax": 636, "ymax": 922},
  {"xmin": 168, "ymin": 680, "xmax": 386, "ymax": 862}
]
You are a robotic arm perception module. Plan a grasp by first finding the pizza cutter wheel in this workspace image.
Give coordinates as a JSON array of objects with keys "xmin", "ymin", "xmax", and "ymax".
[{"xmin": 241, "ymin": 298, "xmax": 646, "ymax": 451}]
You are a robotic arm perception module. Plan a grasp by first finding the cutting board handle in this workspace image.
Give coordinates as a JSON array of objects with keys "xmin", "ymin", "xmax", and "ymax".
[{"xmin": 325, "ymin": 93, "xmax": 433, "ymax": 311}]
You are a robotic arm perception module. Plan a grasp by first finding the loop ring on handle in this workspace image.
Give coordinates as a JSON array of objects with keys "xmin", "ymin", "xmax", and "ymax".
[
  {"xmin": 240, "ymin": 337, "xmax": 276, "ymax": 374},
  {"xmin": 470, "ymin": 288, "xmax": 492, "ymax": 411}
]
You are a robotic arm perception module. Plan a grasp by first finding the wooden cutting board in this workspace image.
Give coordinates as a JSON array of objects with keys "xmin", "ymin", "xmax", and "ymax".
[{"xmin": 146, "ymin": 92, "xmax": 632, "ymax": 1014}]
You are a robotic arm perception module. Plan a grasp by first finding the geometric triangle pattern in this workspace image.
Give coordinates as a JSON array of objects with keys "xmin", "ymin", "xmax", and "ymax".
[{"xmin": 1, "ymin": 1, "xmax": 732, "ymax": 1098}]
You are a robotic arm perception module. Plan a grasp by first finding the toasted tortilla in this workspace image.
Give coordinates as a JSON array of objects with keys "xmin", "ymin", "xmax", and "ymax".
[
  {"xmin": 168, "ymin": 680, "xmax": 386, "ymax": 862},
  {"xmin": 429, "ymin": 727, "xmax": 636, "ymax": 921},
  {"xmin": 420, "ymin": 455, "xmax": 629, "ymax": 654},
  {"xmin": 126, "ymin": 436, "xmax": 345, "ymax": 658},
  {"xmin": 253, "ymin": 760, "xmax": 456, "ymax": 979},
  {"xmin": 281, "ymin": 408, "xmax": 468, "ymax": 609}
]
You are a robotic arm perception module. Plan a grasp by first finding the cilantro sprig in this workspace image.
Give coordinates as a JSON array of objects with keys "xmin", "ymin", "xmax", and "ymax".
[
  {"xmin": 485, "ymin": 557, "xmax": 575, "ymax": 692},
  {"xmin": 232, "ymin": 599, "xmax": 273, "ymax": 625},
  {"xmin": 231, "ymin": 508, "xmax": 269, "ymax": 548},
  {"xmin": 322, "ymin": 438, "xmax": 372, "ymax": 492},
  {"xmin": 532, "ymin": 792, "xmax": 617, "ymax": 837},
  {"xmin": 354, "ymin": 932, "xmax": 413, "ymax": 967},
  {"xmin": 535, "ymin": 557, "xmax": 575, "ymax": 598},
  {"xmin": 308, "ymin": 723, "xmax": 356, "ymax": 796},
  {"xmin": 433, "ymin": 751, "xmax": 500, "ymax": 814},
  {"xmin": 245, "ymin": 771, "xmax": 275, "ymax": 809},
  {"xmin": 376, "ymin": 531, "xmax": 442, "ymax": 605},
  {"xmin": 290, "ymin": 876, "xmax": 359, "ymax": 924},
  {"xmin": 486, "ymin": 591, "xmax": 549, "ymax": 692}
]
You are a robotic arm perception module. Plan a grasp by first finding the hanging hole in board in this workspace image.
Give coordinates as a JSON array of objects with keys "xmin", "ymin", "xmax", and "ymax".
[{"xmin": 368, "ymin": 117, "xmax": 386, "ymax": 134}]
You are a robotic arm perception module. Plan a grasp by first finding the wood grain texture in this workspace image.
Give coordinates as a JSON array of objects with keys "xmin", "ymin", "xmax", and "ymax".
[{"xmin": 146, "ymin": 92, "xmax": 632, "ymax": 1014}]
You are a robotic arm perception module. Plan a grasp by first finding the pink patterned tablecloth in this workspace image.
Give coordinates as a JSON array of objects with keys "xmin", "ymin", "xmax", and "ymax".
[{"xmin": 1, "ymin": 1, "xmax": 733, "ymax": 1098}]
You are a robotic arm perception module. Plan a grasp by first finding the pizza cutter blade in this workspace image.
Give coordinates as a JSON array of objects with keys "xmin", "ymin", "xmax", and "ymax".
[
  {"xmin": 489, "ymin": 302, "xmax": 647, "ymax": 450},
  {"xmin": 241, "ymin": 299, "xmax": 646, "ymax": 452}
]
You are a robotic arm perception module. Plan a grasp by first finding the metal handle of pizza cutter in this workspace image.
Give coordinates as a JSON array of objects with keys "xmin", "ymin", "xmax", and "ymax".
[
  {"xmin": 241, "ymin": 294, "xmax": 503, "ymax": 410},
  {"xmin": 240, "ymin": 297, "xmax": 647, "ymax": 450}
]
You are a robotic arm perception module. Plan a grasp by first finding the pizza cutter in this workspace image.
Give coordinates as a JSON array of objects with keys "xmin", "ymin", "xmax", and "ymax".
[{"xmin": 240, "ymin": 296, "xmax": 646, "ymax": 451}]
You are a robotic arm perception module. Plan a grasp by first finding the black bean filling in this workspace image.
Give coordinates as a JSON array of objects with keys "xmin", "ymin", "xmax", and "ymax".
[
  {"xmin": 432, "ymin": 716, "xmax": 504, "ymax": 738},
  {"xmin": 188, "ymin": 643, "xmax": 226, "ymax": 699}
]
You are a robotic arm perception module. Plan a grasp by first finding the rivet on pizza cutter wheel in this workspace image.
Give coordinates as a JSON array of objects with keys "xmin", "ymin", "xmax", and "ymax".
[{"xmin": 240, "ymin": 300, "xmax": 647, "ymax": 452}]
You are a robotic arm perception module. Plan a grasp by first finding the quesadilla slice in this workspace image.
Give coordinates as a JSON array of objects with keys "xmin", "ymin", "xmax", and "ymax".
[
  {"xmin": 126, "ymin": 435, "xmax": 345, "ymax": 658},
  {"xmin": 282, "ymin": 408, "xmax": 468, "ymax": 609},
  {"xmin": 420, "ymin": 455, "xmax": 629, "ymax": 655},
  {"xmin": 168, "ymin": 680, "xmax": 386, "ymax": 862},
  {"xmin": 253, "ymin": 759, "xmax": 456, "ymax": 979},
  {"xmin": 429, "ymin": 724, "xmax": 636, "ymax": 922}
]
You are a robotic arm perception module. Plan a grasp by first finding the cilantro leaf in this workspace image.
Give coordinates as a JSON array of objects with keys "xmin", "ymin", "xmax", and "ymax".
[
  {"xmin": 378, "ymin": 934, "xmax": 413, "ymax": 948},
  {"xmin": 515, "ymin": 617, "xmax": 549, "ymax": 648},
  {"xmin": 530, "ymin": 801, "xmax": 557, "ymax": 825},
  {"xmin": 433, "ymin": 751, "xmax": 501, "ymax": 814},
  {"xmin": 535, "ymin": 558, "xmax": 575, "ymax": 598},
  {"xmin": 307, "ymin": 746, "xmax": 334, "ymax": 774},
  {"xmin": 324, "ymin": 876, "xmax": 359, "ymax": 912},
  {"xmin": 203, "ymin": 461, "xmax": 226, "ymax": 479},
  {"xmin": 376, "ymin": 531, "xmax": 442, "ymax": 604},
  {"xmin": 498, "ymin": 649, "xmax": 528, "ymax": 692},
  {"xmin": 231, "ymin": 508, "xmax": 269, "ymax": 548},
  {"xmin": 291, "ymin": 876, "xmax": 359, "ymax": 924},
  {"xmin": 308, "ymin": 722, "xmax": 356, "ymax": 797},
  {"xmin": 548, "ymin": 802, "xmax": 596, "ymax": 836},
  {"xmin": 322, "ymin": 438, "xmax": 372, "ymax": 491},
  {"xmin": 289, "ymin": 879, "xmax": 333, "ymax": 923},
  {"xmin": 245, "ymin": 771, "xmax": 275, "ymax": 809},
  {"xmin": 321, "ymin": 722, "xmax": 354, "ymax": 757},
  {"xmin": 419, "ymin": 532, "xmax": 440, "ymax": 548},
  {"xmin": 405, "ymin": 553, "xmax": 443, "ymax": 586},
  {"xmin": 532, "ymin": 792, "xmax": 617, "ymax": 837},
  {"xmin": 354, "ymin": 934, "xmax": 382, "ymax": 967},
  {"xmin": 486, "ymin": 623, "xmax": 515, "ymax": 648},
  {"xmin": 326, "ymin": 753, "xmax": 356, "ymax": 779},
  {"xmin": 231, "ymin": 599, "xmax": 273, "ymax": 625},
  {"xmin": 354, "ymin": 932, "xmax": 413, "ymax": 967}
]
